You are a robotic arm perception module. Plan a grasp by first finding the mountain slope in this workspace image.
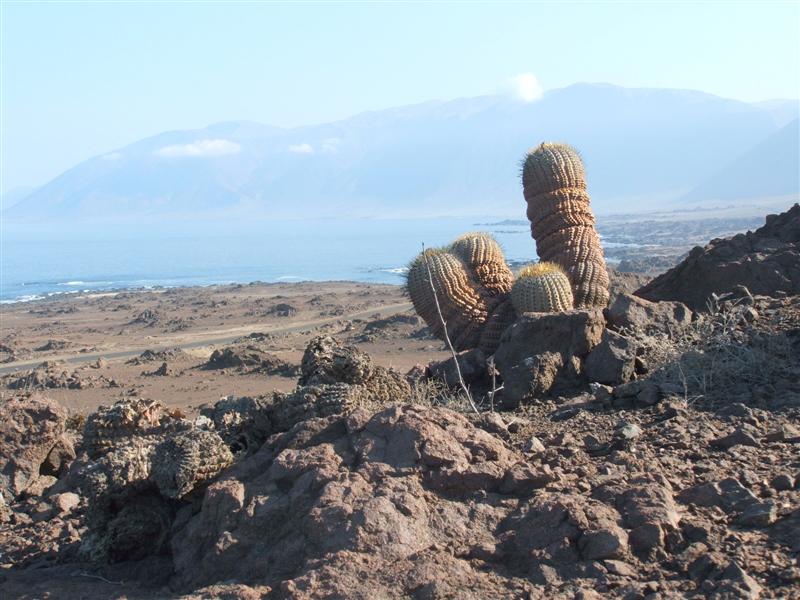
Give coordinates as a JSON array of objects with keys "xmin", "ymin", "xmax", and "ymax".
[
  {"xmin": 680, "ymin": 118, "xmax": 799, "ymax": 205},
  {"xmin": 8, "ymin": 84, "xmax": 799, "ymax": 221}
]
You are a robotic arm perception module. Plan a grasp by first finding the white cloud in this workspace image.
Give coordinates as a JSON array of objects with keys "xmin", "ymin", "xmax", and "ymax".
[
  {"xmin": 288, "ymin": 143, "xmax": 315, "ymax": 154},
  {"xmin": 508, "ymin": 73, "xmax": 544, "ymax": 102},
  {"xmin": 155, "ymin": 139, "xmax": 241, "ymax": 158}
]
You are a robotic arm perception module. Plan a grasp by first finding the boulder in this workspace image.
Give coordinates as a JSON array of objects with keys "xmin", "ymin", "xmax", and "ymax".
[
  {"xmin": 0, "ymin": 395, "xmax": 68, "ymax": 501},
  {"xmin": 606, "ymin": 292, "xmax": 692, "ymax": 331},
  {"xmin": 584, "ymin": 330, "xmax": 637, "ymax": 385},
  {"xmin": 493, "ymin": 309, "xmax": 605, "ymax": 405},
  {"xmin": 427, "ymin": 348, "xmax": 489, "ymax": 388},
  {"xmin": 205, "ymin": 346, "xmax": 298, "ymax": 377},
  {"xmin": 170, "ymin": 405, "xmax": 520, "ymax": 591},
  {"xmin": 635, "ymin": 204, "xmax": 800, "ymax": 310}
]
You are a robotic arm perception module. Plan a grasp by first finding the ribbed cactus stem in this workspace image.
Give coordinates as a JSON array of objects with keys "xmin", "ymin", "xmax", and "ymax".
[
  {"xmin": 521, "ymin": 142, "xmax": 586, "ymax": 196},
  {"xmin": 449, "ymin": 232, "xmax": 514, "ymax": 296},
  {"xmin": 511, "ymin": 263, "xmax": 574, "ymax": 313},
  {"xmin": 406, "ymin": 248, "xmax": 490, "ymax": 351},
  {"xmin": 522, "ymin": 142, "xmax": 610, "ymax": 308}
]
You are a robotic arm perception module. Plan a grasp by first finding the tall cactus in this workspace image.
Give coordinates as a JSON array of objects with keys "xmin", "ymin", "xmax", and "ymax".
[
  {"xmin": 522, "ymin": 143, "xmax": 610, "ymax": 308},
  {"xmin": 511, "ymin": 263, "xmax": 574, "ymax": 313}
]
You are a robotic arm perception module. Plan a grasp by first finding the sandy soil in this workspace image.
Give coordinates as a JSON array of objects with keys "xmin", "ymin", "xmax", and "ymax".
[{"xmin": 0, "ymin": 282, "xmax": 449, "ymax": 415}]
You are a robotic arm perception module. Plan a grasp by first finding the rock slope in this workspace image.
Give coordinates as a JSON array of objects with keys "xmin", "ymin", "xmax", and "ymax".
[{"xmin": 635, "ymin": 204, "xmax": 800, "ymax": 310}]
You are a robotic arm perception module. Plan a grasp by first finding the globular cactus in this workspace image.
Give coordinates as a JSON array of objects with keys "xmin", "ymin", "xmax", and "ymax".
[
  {"xmin": 522, "ymin": 143, "xmax": 610, "ymax": 308},
  {"xmin": 361, "ymin": 365, "xmax": 411, "ymax": 404},
  {"xmin": 202, "ymin": 395, "xmax": 274, "ymax": 455},
  {"xmin": 268, "ymin": 335, "xmax": 412, "ymax": 433},
  {"xmin": 449, "ymin": 232, "xmax": 514, "ymax": 296},
  {"xmin": 300, "ymin": 335, "xmax": 374, "ymax": 386},
  {"xmin": 82, "ymin": 427, "xmax": 234, "ymax": 563},
  {"xmin": 511, "ymin": 263, "xmax": 574, "ymax": 313},
  {"xmin": 83, "ymin": 398, "xmax": 183, "ymax": 459},
  {"xmin": 406, "ymin": 248, "xmax": 491, "ymax": 351},
  {"xmin": 269, "ymin": 383, "xmax": 363, "ymax": 432},
  {"xmin": 80, "ymin": 437, "xmax": 164, "ymax": 563},
  {"xmin": 151, "ymin": 429, "xmax": 234, "ymax": 499},
  {"xmin": 103, "ymin": 493, "xmax": 173, "ymax": 562}
]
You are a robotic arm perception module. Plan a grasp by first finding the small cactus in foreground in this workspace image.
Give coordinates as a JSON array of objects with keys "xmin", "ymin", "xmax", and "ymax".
[
  {"xmin": 511, "ymin": 263, "xmax": 574, "ymax": 314},
  {"xmin": 522, "ymin": 142, "xmax": 610, "ymax": 308}
]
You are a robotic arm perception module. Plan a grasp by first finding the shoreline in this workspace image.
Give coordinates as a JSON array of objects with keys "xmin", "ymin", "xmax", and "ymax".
[{"xmin": 0, "ymin": 278, "xmax": 406, "ymax": 306}]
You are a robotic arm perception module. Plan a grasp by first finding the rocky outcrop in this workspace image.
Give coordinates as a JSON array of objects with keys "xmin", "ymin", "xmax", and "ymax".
[
  {"xmin": 0, "ymin": 395, "xmax": 70, "ymax": 501},
  {"xmin": 584, "ymin": 330, "xmax": 637, "ymax": 385},
  {"xmin": 169, "ymin": 404, "xmax": 634, "ymax": 594},
  {"xmin": 493, "ymin": 309, "xmax": 605, "ymax": 405},
  {"xmin": 635, "ymin": 204, "xmax": 800, "ymax": 310},
  {"xmin": 4, "ymin": 361, "xmax": 116, "ymax": 390},
  {"xmin": 427, "ymin": 348, "xmax": 490, "ymax": 388},
  {"xmin": 205, "ymin": 345, "xmax": 298, "ymax": 376},
  {"xmin": 606, "ymin": 292, "xmax": 693, "ymax": 332}
]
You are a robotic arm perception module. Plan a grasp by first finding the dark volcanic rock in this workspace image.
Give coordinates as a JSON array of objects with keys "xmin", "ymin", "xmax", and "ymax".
[
  {"xmin": 584, "ymin": 330, "xmax": 637, "ymax": 385},
  {"xmin": 493, "ymin": 309, "xmax": 605, "ymax": 405},
  {"xmin": 606, "ymin": 292, "xmax": 693, "ymax": 332},
  {"xmin": 635, "ymin": 204, "xmax": 800, "ymax": 310},
  {"xmin": 205, "ymin": 345, "xmax": 298, "ymax": 377},
  {"xmin": 428, "ymin": 348, "xmax": 489, "ymax": 388}
]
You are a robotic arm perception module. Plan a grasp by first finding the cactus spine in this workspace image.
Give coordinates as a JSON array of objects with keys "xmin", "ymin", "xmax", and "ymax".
[
  {"xmin": 511, "ymin": 263, "xmax": 574, "ymax": 313},
  {"xmin": 522, "ymin": 143, "xmax": 610, "ymax": 308}
]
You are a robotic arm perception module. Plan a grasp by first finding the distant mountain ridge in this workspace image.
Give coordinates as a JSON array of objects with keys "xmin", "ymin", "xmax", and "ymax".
[{"xmin": 7, "ymin": 83, "xmax": 799, "ymax": 221}]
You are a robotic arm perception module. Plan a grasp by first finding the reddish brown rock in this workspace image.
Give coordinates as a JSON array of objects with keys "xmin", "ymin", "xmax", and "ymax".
[
  {"xmin": 0, "ymin": 395, "xmax": 68, "ymax": 501},
  {"xmin": 635, "ymin": 204, "xmax": 800, "ymax": 310},
  {"xmin": 493, "ymin": 309, "xmax": 605, "ymax": 404}
]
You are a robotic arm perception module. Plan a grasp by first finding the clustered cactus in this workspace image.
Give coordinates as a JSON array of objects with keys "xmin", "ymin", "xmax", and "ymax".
[
  {"xmin": 80, "ymin": 399, "xmax": 234, "ymax": 562},
  {"xmin": 78, "ymin": 335, "xmax": 411, "ymax": 564},
  {"xmin": 406, "ymin": 233, "xmax": 514, "ymax": 353},
  {"xmin": 406, "ymin": 141, "xmax": 609, "ymax": 353}
]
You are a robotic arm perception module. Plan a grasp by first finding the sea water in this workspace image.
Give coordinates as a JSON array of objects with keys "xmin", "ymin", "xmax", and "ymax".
[{"xmin": 1, "ymin": 217, "xmax": 539, "ymax": 303}]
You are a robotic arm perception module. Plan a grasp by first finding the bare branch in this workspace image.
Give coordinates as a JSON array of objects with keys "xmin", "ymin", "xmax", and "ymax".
[{"xmin": 421, "ymin": 243, "xmax": 478, "ymax": 414}]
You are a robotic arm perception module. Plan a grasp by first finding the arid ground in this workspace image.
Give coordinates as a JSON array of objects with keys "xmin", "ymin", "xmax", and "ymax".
[{"xmin": 0, "ymin": 282, "xmax": 452, "ymax": 416}]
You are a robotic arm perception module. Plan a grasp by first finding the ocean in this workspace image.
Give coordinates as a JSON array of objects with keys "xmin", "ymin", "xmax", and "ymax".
[{"xmin": 1, "ymin": 217, "xmax": 541, "ymax": 303}]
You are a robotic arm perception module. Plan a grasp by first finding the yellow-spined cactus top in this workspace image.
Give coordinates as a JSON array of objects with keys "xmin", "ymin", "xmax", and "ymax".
[{"xmin": 517, "ymin": 262, "xmax": 567, "ymax": 279}]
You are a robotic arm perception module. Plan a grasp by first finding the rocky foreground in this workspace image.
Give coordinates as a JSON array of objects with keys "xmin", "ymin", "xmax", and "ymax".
[{"xmin": 0, "ymin": 206, "xmax": 799, "ymax": 599}]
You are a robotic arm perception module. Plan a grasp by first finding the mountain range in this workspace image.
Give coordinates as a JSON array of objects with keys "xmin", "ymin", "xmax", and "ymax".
[{"xmin": 7, "ymin": 83, "xmax": 799, "ymax": 221}]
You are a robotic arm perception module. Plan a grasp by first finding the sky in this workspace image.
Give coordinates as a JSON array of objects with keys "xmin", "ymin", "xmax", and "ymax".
[{"xmin": 2, "ymin": 1, "xmax": 799, "ymax": 193}]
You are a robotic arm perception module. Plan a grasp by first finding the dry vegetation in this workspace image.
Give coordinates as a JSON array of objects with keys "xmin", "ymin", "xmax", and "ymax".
[{"xmin": 631, "ymin": 297, "xmax": 798, "ymax": 408}]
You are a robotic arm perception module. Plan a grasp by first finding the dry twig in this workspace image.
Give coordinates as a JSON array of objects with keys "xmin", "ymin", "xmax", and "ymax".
[{"xmin": 421, "ymin": 243, "xmax": 478, "ymax": 414}]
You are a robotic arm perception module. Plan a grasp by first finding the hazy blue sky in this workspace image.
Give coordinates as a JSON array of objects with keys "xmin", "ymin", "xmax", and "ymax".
[{"xmin": 2, "ymin": 1, "xmax": 799, "ymax": 192}]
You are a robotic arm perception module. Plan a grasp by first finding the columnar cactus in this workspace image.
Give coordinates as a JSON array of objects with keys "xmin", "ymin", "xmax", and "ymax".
[
  {"xmin": 406, "ymin": 248, "xmax": 492, "ymax": 351},
  {"xmin": 522, "ymin": 143, "xmax": 610, "ymax": 308},
  {"xmin": 449, "ymin": 232, "xmax": 514, "ymax": 296},
  {"xmin": 511, "ymin": 263, "xmax": 574, "ymax": 313}
]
